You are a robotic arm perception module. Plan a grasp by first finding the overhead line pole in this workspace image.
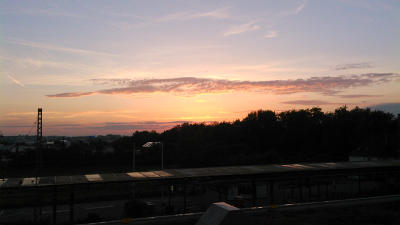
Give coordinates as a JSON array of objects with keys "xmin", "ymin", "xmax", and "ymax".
[
  {"xmin": 36, "ymin": 107, "xmax": 43, "ymax": 182},
  {"xmin": 35, "ymin": 108, "xmax": 43, "ymax": 224}
]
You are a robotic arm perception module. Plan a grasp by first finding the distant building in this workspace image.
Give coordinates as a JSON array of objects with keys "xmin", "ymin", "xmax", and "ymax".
[
  {"xmin": 103, "ymin": 146, "xmax": 115, "ymax": 154},
  {"xmin": 348, "ymin": 146, "xmax": 396, "ymax": 162}
]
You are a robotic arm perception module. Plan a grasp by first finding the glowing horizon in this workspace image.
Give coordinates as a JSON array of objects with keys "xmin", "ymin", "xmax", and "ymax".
[{"xmin": 1, "ymin": 0, "xmax": 399, "ymax": 136}]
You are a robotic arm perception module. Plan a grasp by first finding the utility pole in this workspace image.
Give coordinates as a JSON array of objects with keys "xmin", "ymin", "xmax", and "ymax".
[
  {"xmin": 34, "ymin": 108, "xmax": 43, "ymax": 224},
  {"xmin": 37, "ymin": 108, "xmax": 42, "ymax": 141},
  {"xmin": 36, "ymin": 108, "xmax": 43, "ymax": 182}
]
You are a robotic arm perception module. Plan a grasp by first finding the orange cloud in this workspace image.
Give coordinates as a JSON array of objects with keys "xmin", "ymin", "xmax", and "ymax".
[{"xmin": 46, "ymin": 73, "xmax": 399, "ymax": 98}]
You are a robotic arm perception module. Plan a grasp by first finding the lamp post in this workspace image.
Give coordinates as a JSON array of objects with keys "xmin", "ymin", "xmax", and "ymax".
[
  {"xmin": 142, "ymin": 141, "xmax": 166, "ymax": 210},
  {"xmin": 142, "ymin": 141, "xmax": 164, "ymax": 170},
  {"xmin": 161, "ymin": 142, "xmax": 164, "ymax": 170},
  {"xmin": 132, "ymin": 141, "xmax": 136, "ymax": 171},
  {"xmin": 131, "ymin": 136, "xmax": 136, "ymax": 199}
]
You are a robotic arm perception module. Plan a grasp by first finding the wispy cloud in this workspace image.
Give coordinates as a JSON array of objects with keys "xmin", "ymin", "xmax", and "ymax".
[
  {"xmin": 158, "ymin": 8, "xmax": 230, "ymax": 22},
  {"xmin": 336, "ymin": 94, "xmax": 382, "ymax": 98},
  {"xmin": 0, "ymin": 120, "xmax": 190, "ymax": 135},
  {"xmin": 46, "ymin": 73, "xmax": 399, "ymax": 98},
  {"xmin": 1, "ymin": 8, "xmax": 84, "ymax": 18},
  {"xmin": 114, "ymin": 8, "xmax": 231, "ymax": 30},
  {"xmin": 334, "ymin": 62, "xmax": 372, "ymax": 70},
  {"xmin": 6, "ymin": 74, "xmax": 25, "ymax": 87},
  {"xmin": 193, "ymin": 8, "xmax": 230, "ymax": 19},
  {"xmin": 280, "ymin": 0, "xmax": 307, "ymax": 16},
  {"xmin": 4, "ymin": 39, "xmax": 115, "ymax": 56},
  {"xmin": 265, "ymin": 30, "xmax": 278, "ymax": 38},
  {"xmin": 2, "ymin": 110, "xmax": 139, "ymax": 118},
  {"xmin": 87, "ymin": 121, "xmax": 190, "ymax": 131},
  {"xmin": 295, "ymin": 1, "xmax": 306, "ymax": 14},
  {"xmin": 223, "ymin": 21, "xmax": 260, "ymax": 36},
  {"xmin": 4, "ymin": 56, "xmax": 78, "ymax": 69},
  {"xmin": 282, "ymin": 100, "xmax": 336, "ymax": 105}
]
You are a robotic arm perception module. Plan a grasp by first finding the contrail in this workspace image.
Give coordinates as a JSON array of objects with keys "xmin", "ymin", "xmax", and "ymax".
[{"xmin": 7, "ymin": 74, "xmax": 25, "ymax": 87}]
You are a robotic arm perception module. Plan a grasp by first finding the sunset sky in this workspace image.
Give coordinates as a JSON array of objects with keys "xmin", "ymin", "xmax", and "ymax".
[{"xmin": 1, "ymin": 0, "xmax": 399, "ymax": 136}]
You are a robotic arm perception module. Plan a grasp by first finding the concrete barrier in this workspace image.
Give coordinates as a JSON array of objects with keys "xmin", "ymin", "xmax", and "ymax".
[
  {"xmin": 78, "ymin": 195, "xmax": 400, "ymax": 225},
  {"xmin": 195, "ymin": 202, "xmax": 238, "ymax": 225}
]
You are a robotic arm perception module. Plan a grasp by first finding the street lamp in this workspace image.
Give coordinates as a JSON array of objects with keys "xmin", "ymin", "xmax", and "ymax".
[
  {"xmin": 142, "ymin": 141, "xmax": 166, "ymax": 210},
  {"xmin": 142, "ymin": 141, "xmax": 164, "ymax": 170},
  {"xmin": 131, "ymin": 138, "xmax": 136, "ymax": 199},
  {"xmin": 132, "ymin": 140, "xmax": 136, "ymax": 171}
]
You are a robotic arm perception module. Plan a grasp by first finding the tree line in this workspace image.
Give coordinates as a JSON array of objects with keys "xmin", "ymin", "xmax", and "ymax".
[{"xmin": 1, "ymin": 106, "xmax": 399, "ymax": 176}]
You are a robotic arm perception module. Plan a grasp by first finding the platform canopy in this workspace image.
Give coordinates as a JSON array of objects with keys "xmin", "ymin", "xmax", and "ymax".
[{"xmin": 1, "ymin": 160, "xmax": 399, "ymax": 189}]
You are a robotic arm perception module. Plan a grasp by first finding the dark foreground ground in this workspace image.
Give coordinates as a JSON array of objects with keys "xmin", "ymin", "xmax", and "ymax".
[
  {"xmin": 222, "ymin": 201, "xmax": 400, "ymax": 225},
  {"xmin": 2, "ymin": 198, "xmax": 399, "ymax": 225}
]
